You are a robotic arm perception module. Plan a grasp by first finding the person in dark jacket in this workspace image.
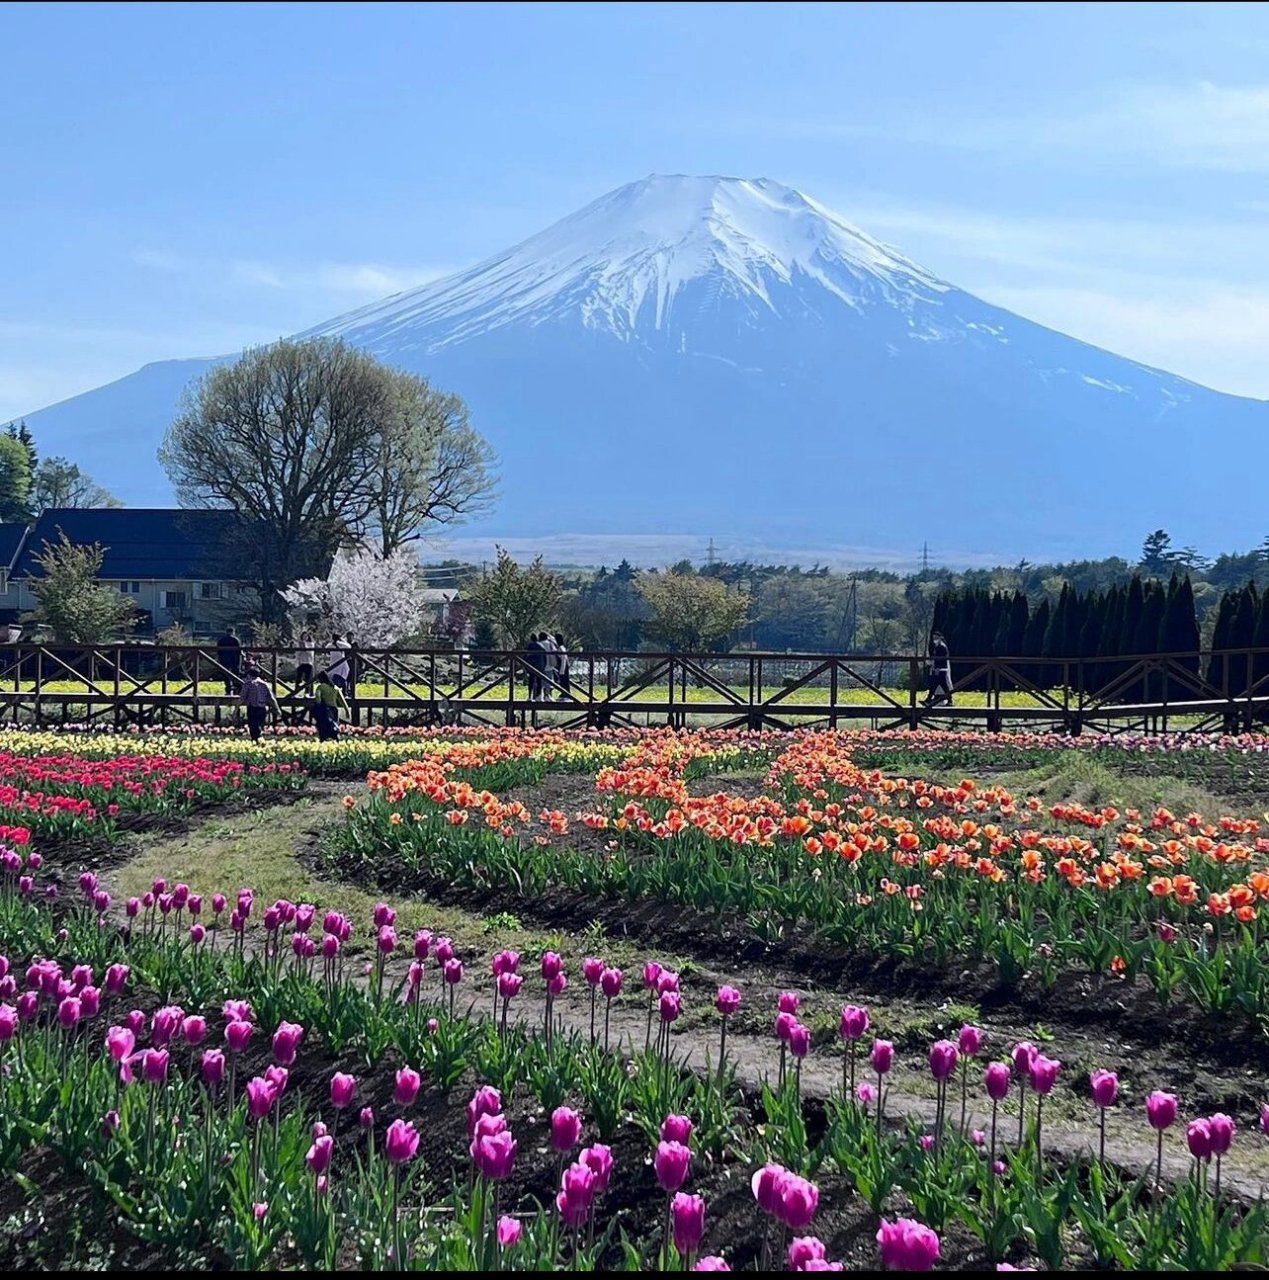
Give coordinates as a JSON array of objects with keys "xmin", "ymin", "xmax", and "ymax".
[
  {"xmin": 524, "ymin": 633, "xmax": 546, "ymax": 700},
  {"xmin": 923, "ymin": 631, "xmax": 954, "ymax": 708},
  {"xmin": 215, "ymin": 626, "xmax": 242, "ymax": 695}
]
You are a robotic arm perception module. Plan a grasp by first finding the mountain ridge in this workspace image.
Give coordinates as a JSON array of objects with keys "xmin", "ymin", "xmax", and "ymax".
[{"xmin": 16, "ymin": 173, "xmax": 1267, "ymax": 559}]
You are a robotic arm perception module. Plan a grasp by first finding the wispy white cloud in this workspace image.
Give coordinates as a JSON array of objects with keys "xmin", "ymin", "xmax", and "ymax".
[
  {"xmin": 133, "ymin": 248, "xmax": 451, "ymax": 300},
  {"xmin": 755, "ymin": 81, "xmax": 1269, "ymax": 172}
]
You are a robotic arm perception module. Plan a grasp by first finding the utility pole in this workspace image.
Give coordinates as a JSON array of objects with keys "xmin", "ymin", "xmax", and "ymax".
[
  {"xmin": 706, "ymin": 537, "xmax": 716, "ymax": 567},
  {"xmin": 920, "ymin": 542, "xmax": 931, "ymax": 575}
]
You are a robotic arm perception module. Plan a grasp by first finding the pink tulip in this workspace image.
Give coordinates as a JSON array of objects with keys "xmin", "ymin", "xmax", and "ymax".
[
  {"xmin": 643, "ymin": 961, "xmax": 663, "ymax": 990},
  {"xmin": 104, "ymin": 963, "xmax": 129, "ymax": 995},
  {"xmin": 202, "ymin": 1049, "xmax": 226, "ymax": 1086},
  {"xmin": 580, "ymin": 1142, "xmax": 614, "ymax": 1193},
  {"xmin": 658, "ymin": 970, "xmax": 680, "ymax": 994},
  {"xmin": 654, "ymin": 1140, "xmax": 691, "ymax": 1192},
  {"xmin": 919, "ymin": 1135, "xmax": 935, "ymax": 1151},
  {"xmin": 434, "ymin": 936, "xmax": 455, "ymax": 963},
  {"xmin": 582, "ymin": 957, "xmax": 604, "ymax": 986},
  {"xmin": 789, "ymin": 1022, "xmax": 811, "ymax": 1059},
  {"xmin": 188, "ymin": 894, "xmax": 203, "ymax": 916},
  {"xmin": 694, "ymin": 1258, "xmax": 731, "ymax": 1271},
  {"xmin": 57, "ymin": 997, "xmax": 81, "ymax": 1029},
  {"xmin": 223, "ymin": 998, "xmax": 253, "ymax": 1022},
  {"xmin": 672, "ymin": 1192, "xmax": 706, "ymax": 1255},
  {"xmin": 106, "ymin": 1025, "xmax": 135, "ymax": 1061},
  {"xmin": 601, "ymin": 967, "xmax": 623, "ymax": 999},
  {"xmin": 394, "ymin": 1066, "xmax": 421, "ymax": 1106},
  {"xmin": 1028, "ymin": 1055, "xmax": 1061, "ymax": 1095},
  {"xmin": 151, "ymin": 1005, "xmax": 183, "ymax": 1048},
  {"xmin": 776, "ymin": 1173, "xmax": 819, "ymax": 1231},
  {"xmin": 840, "ymin": 1004, "xmax": 869, "ymax": 1040},
  {"xmin": 246, "ymin": 1076, "xmax": 277, "ymax": 1119},
  {"xmin": 1147, "ymin": 1091, "xmax": 1178, "ymax": 1130},
  {"xmin": 178, "ymin": 1015, "xmax": 206, "ymax": 1046},
  {"xmin": 359, "ymin": 1106, "xmax": 375, "ymax": 1129},
  {"xmin": 716, "ymin": 985, "xmax": 741, "ymax": 1016},
  {"xmin": 467, "ymin": 1085, "xmax": 503, "ymax": 1135},
  {"xmin": 1261, "ymin": 1104, "xmax": 1269, "ymax": 1136},
  {"xmin": 1187, "ymin": 1118, "xmax": 1214, "ymax": 1160},
  {"xmin": 877, "ymin": 1218, "xmax": 940, "ymax": 1271},
  {"xmin": 140, "ymin": 1048, "xmax": 169, "ymax": 1084},
  {"xmin": 225, "ymin": 1019, "xmax": 253, "ymax": 1054},
  {"xmin": 496, "ymin": 1215, "xmax": 522, "ymax": 1247},
  {"xmin": 775, "ymin": 1011, "xmax": 796, "ymax": 1042},
  {"xmin": 548, "ymin": 972, "xmax": 567, "ymax": 998},
  {"xmin": 551, "ymin": 1106, "xmax": 583, "ymax": 1152},
  {"xmin": 541, "ymin": 951, "xmax": 564, "ymax": 982},
  {"xmin": 1011, "ymin": 1041, "xmax": 1037, "ymax": 1077},
  {"xmin": 928, "ymin": 1040, "xmax": 958, "ymax": 1082},
  {"xmin": 413, "ymin": 930, "xmax": 432, "ymax": 960},
  {"xmin": 985, "ymin": 1063, "xmax": 1011, "ymax": 1101},
  {"xmin": 472, "ymin": 1112, "xmax": 507, "ymax": 1140},
  {"xmin": 857, "ymin": 1082, "xmax": 877, "ymax": 1105},
  {"xmin": 330, "ymin": 1072, "xmax": 357, "ymax": 1109},
  {"xmin": 660, "ymin": 991, "xmax": 681, "ymax": 1023},
  {"xmin": 385, "ymin": 1118, "xmax": 420, "ymax": 1164},
  {"xmin": 266, "ymin": 1064, "xmax": 289, "ymax": 1096},
  {"xmin": 373, "ymin": 902, "xmax": 396, "ymax": 928},
  {"xmin": 471, "ymin": 1127, "xmax": 517, "ymax": 1180},
  {"xmin": 778, "ymin": 991, "xmax": 801, "ymax": 1014},
  {"xmin": 443, "ymin": 959, "xmax": 463, "ymax": 985},
  {"xmin": 212, "ymin": 893, "xmax": 227, "ymax": 915},
  {"xmin": 1209, "ymin": 1113, "xmax": 1236, "ymax": 1155},
  {"xmin": 190, "ymin": 924, "xmax": 207, "ymax": 946},
  {"xmin": 556, "ymin": 1161, "xmax": 597, "ymax": 1227},
  {"xmin": 789, "ymin": 1238, "xmax": 827, "ymax": 1270},
  {"xmin": 751, "ymin": 1163, "xmax": 784, "ymax": 1215},
  {"xmin": 661, "ymin": 1114, "xmax": 694, "ymax": 1145},
  {"xmin": 377, "ymin": 925, "xmax": 397, "ymax": 955},
  {"xmin": 307, "ymin": 1134, "xmax": 334, "ymax": 1174},
  {"xmin": 958, "ymin": 1025, "xmax": 984, "ymax": 1057},
  {"xmin": 0, "ymin": 1004, "xmax": 16, "ymax": 1042},
  {"xmin": 871, "ymin": 1039, "xmax": 894, "ymax": 1075},
  {"xmin": 1090, "ymin": 1069, "xmax": 1119, "ymax": 1109}
]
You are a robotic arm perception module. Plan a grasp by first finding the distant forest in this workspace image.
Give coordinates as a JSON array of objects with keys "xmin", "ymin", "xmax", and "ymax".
[{"xmin": 518, "ymin": 529, "xmax": 1269, "ymax": 663}]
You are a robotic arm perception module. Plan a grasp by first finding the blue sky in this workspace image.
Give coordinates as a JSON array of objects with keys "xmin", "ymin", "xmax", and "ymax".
[{"xmin": 4, "ymin": 0, "xmax": 1269, "ymax": 422}]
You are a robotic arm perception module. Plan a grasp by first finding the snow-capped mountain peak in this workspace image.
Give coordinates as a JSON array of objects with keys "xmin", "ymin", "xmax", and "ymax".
[{"xmin": 304, "ymin": 174, "xmax": 949, "ymax": 351}]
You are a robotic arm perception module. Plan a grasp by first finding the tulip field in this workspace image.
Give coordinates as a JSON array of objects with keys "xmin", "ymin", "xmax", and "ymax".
[{"xmin": 3, "ymin": 725, "xmax": 1269, "ymax": 1269}]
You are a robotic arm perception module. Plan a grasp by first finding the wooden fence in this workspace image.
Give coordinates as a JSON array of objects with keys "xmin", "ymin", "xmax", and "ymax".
[{"xmin": 0, "ymin": 643, "xmax": 1266, "ymax": 734}]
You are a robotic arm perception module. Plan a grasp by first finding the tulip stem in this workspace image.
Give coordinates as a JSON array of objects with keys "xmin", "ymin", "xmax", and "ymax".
[
  {"xmin": 959, "ymin": 1060, "xmax": 968, "ymax": 1135},
  {"xmin": 1098, "ymin": 1107, "xmax": 1106, "ymax": 1169},
  {"xmin": 604, "ymin": 1000, "xmax": 611, "ymax": 1054},
  {"xmin": 1155, "ymin": 1127, "xmax": 1163, "ymax": 1199},
  {"xmin": 1035, "ymin": 1094, "xmax": 1044, "ymax": 1180},
  {"xmin": 1016, "ymin": 1086, "xmax": 1026, "ymax": 1151},
  {"xmin": 717, "ymin": 1016, "xmax": 727, "ymax": 1086},
  {"xmin": 588, "ymin": 988, "xmax": 596, "ymax": 1045}
]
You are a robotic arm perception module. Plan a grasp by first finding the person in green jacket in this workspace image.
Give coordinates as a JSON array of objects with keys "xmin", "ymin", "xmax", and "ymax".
[{"xmin": 312, "ymin": 669, "xmax": 349, "ymax": 741}]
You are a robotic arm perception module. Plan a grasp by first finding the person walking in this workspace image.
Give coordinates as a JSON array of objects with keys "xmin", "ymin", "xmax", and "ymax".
[
  {"xmin": 553, "ymin": 632, "xmax": 571, "ymax": 699},
  {"xmin": 540, "ymin": 631, "xmax": 560, "ymax": 700},
  {"xmin": 294, "ymin": 630, "xmax": 316, "ymax": 695},
  {"xmin": 327, "ymin": 636, "xmax": 351, "ymax": 693},
  {"xmin": 524, "ymin": 632, "xmax": 546, "ymax": 700},
  {"xmin": 215, "ymin": 626, "xmax": 242, "ymax": 696},
  {"xmin": 923, "ymin": 631, "xmax": 954, "ymax": 708},
  {"xmin": 238, "ymin": 665, "xmax": 280, "ymax": 741},
  {"xmin": 311, "ymin": 669, "xmax": 349, "ymax": 741}
]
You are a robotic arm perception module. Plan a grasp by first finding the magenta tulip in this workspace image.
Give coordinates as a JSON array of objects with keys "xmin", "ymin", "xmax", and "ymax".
[
  {"xmin": 778, "ymin": 991, "xmax": 801, "ymax": 1014},
  {"xmin": 958, "ymin": 1025, "xmax": 984, "ymax": 1057},
  {"xmin": 1187, "ymin": 1118, "xmax": 1214, "ymax": 1160},
  {"xmin": 385, "ymin": 1118, "xmax": 420, "ymax": 1164},
  {"xmin": 985, "ymin": 1062, "xmax": 1011, "ymax": 1101},
  {"xmin": 871, "ymin": 1039, "xmax": 894, "ymax": 1075},
  {"xmin": 928, "ymin": 1040, "xmax": 958, "ymax": 1082},
  {"xmin": 580, "ymin": 1142, "xmax": 614, "ymax": 1193},
  {"xmin": 1147, "ymin": 1091, "xmax": 1178, "ymax": 1130},
  {"xmin": 654, "ymin": 1140, "xmax": 692, "ymax": 1192},
  {"xmin": 307, "ymin": 1133, "xmax": 334, "ymax": 1174},
  {"xmin": 551, "ymin": 1106, "xmax": 583, "ymax": 1153},
  {"xmin": 394, "ymin": 1066, "xmax": 421, "ymax": 1107},
  {"xmin": 496, "ymin": 1215, "xmax": 522, "ymax": 1247},
  {"xmin": 225, "ymin": 1019, "xmax": 253, "ymax": 1054},
  {"xmin": 202, "ymin": 1049, "xmax": 226, "ymax": 1086},
  {"xmin": 1090, "ymin": 1069, "xmax": 1119, "ymax": 1109},
  {"xmin": 716, "ymin": 985, "xmax": 741, "ymax": 1016},
  {"xmin": 330, "ymin": 1072, "xmax": 357, "ymax": 1109},
  {"xmin": 140, "ymin": 1048, "xmax": 169, "ymax": 1084},
  {"xmin": 877, "ymin": 1218, "xmax": 940, "ymax": 1271},
  {"xmin": 1209, "ymin": 1112, "xmax": 1236, "ymax": 1155},
  {"xmin": 471, "ymin": 1127, "xmax": 517, "ymax": 1180},
  {"xmin": 643, "ymin": 961, "xmax": 663, "ymax": 990},
  {"xmin": 1028, "ymin": 1055, "xmax": 1061, "ymax": 1095},
  {"xmin": 246, "ymin": 1076, "xmax": 277, "ymax": 1119},
  {"xmin": 601, "ymin": 967, "xmax": 623, "ymax": 998},
  {"xmin": 776, "ymin": 1172, "xmax": 819, "ymax": 1231},
  {"xmin": 582, "ymin": 957, "xmax": 604, "ymax": 986},
  {"xmin": 694, "ymin": 1258, "xmax": 731, "ymax": 1271},
  {"xmin": 789, "ymin": 1238, "xmax": 827, "ymax": 1270},
  {"xmin": 672, "ymin": 1192, "xmax": 706, "ymax": 1255},
  {"xmin": 182, "ymin": 1015, "xmax": 208, "ymax": 1047},
  {"xmin": 106, "ymin": 1025, "xmax": 135, "ymax": 1062},
  {"xmin": 840, "ymin": 1004, "xmax": 869, "ymax": 1040}
]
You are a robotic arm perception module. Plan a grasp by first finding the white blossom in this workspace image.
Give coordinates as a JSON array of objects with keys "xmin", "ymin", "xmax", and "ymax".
[{"xmin": 283, "ymin": 546, "xmax": 427, "ymax": 647}]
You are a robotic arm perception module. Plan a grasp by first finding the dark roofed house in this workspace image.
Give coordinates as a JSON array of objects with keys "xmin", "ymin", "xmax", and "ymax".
[{"xmin": 6, "ymin": 509, "xmax": 263, "ymax": 636}]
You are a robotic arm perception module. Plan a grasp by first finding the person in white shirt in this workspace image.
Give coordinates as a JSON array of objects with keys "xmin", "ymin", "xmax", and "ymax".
[
  {"xmin": 295, "ymin": 630, "xmax": 316, "ymax": 694},
  {"xmin": 327, "ymin": 637, "xmax": 350, "ymax": 693},
  {"xmin": 540, "ymin": 631, "xmax": 559, "ymax": 700}
]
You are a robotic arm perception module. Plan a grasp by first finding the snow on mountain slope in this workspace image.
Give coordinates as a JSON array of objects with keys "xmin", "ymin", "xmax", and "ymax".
[
  {"xmin": 17, "ymin": 173, "xmax": 1269, "ymax": 558},
  {"xmin": 302, "ymin": 175, "xmax": 952, "ymax": 351}
]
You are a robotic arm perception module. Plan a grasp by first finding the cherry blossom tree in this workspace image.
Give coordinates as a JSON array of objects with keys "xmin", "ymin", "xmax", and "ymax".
[{"xmin": 283, "ymin": 546, "xmax": 428, "ymax": 647}]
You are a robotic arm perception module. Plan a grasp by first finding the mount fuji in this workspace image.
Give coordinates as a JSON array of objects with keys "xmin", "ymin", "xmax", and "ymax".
[{"xmin": 18, "ymin": 174, "xmax": 1269, "ymax": 559}]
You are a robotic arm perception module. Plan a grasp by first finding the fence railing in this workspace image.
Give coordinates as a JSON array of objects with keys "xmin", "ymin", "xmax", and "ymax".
[{"xmin": 0, "ymin": 642, "xmax": 1266, "ymax": 733}]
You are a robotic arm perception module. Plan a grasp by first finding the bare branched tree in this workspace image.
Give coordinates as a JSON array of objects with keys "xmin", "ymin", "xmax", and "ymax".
[{"xmin": 160, "ymin": 340, "xmax": 495, "ymax": 619}]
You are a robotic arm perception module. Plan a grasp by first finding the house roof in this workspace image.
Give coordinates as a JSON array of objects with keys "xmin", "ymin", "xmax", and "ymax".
[
  {"xmin": 15, "ymin": 508, "xmax": 254, "ymax": 581},
  {"xmin": 0, "ymin": 523, "xmax": 26, "ymax": 571}
]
